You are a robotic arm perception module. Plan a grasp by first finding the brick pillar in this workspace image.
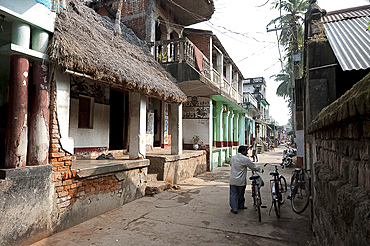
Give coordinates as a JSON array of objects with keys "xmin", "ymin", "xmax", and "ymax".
[
  {"xmin": 5, "ymin": 56, "xmax": 29, "ymax": 168},
  {"xmin": 28, "ymin": 61, "xmax": 49, "ymax": 165}
]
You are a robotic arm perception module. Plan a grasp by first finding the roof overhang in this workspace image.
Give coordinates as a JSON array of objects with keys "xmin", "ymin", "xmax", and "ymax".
[
  {"xmin": 163, "ymin": 0, "xmax": 214, "ymax": 26},
  {"xmin": 178, "ymin": 79, "xmax": 220, "ymax": 97},
  {"xmin": 212, "ymin": 94, "xmax": 247, "ymax": 114}
]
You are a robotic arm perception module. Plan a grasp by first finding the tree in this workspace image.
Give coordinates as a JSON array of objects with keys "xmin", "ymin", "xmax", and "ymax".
[
  {"xmin": 270, "ymin": 60, "xmax": 293, "ymax": 108},
  {"xmin": 268, "ymin": 0, "xmax": 309, "ymax": 132},
  {"xmin": 267, "ymin": 0, "xmax": 309, "ymax": 50}
]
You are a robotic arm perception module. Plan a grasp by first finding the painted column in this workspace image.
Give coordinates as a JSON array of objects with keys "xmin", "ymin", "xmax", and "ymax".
[
  {"xmin": 228, "ymin": 109, "xmax": 234, "ymax": 147},
  {"xmin": 27, "ymin": 61, "xmax": 49, "ymax": 165},
  {"xmin": 239, "ymin": 113, "xmax": 245, "ymax": 145},
  {"xmin": 12, "ymin": 22, "xmax": 31, "ymax": 48},
  {"xmin": 209, "ymin": 98, "xmax": 213, "ymax": 170},
  {"xmin": 129, "ymin": 92, "xmax": 147, "ymax": 159},
  {"xmin": 5, "ymin": 56, "xmax": 29, "ymax": 168},
  {"xmin": 296, "ymin": 130, "xmax": 304, "ymax": 167},
  {"xmin": 225, "ymin": 64, "xmax": 232, "ymax": 84},
  {"xmin": 228, "ymin": 109, "xmax": 234, "ymax": 157},
  {"xmin": 223, "ymin": 109, "xmax": 229, "ymax": 147},
  {"xmin": 215, "ymin": 101, "xmax": 223, "ymax": 147},
  {"xmin": 32, "ymin": 28, "xmax": 49, "ymax": 53},
  {"xmin": 5, "ymin": 23, "xmax": 31, "ymax": 168},
  {"xmin": 233, "ymin": 113, "xmax": 239, "ymax": 146},
  {"xmin": 170, "ymin": 103, "xmax": 182, "ymax": 155}
]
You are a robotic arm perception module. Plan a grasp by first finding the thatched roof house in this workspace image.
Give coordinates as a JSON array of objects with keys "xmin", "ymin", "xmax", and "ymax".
[{"xmin": 48, "ymin": 0, "xmax": 186, "ymax": 103}]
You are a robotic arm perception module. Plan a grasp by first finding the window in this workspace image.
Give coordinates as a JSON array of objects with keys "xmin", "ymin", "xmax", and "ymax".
[{"xmin": 78, "ymin": 96, "xmax": 93, "ymax": 128}]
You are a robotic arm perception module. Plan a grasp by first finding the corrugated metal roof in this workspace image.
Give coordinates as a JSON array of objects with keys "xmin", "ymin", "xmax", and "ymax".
[
  {"xmin": 322, "ymin": 5, "xmax": 370, "ymax": 71},
  {"xmin": 322, "ymin": 6, "xmax": 370, "ymax": 23}
]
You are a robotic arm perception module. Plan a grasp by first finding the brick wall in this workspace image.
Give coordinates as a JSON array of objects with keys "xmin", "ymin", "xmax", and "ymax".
[
  {"xmin": 49, "ymin": 67, "xmax": 147, "ymax": 231},
  {"xmin": 309, "ymin": 73, "xmax": 370, "ymax": 246},
  {"xmin": 186, "ymin": 33, "xmax": 211, "ymax": 59},
  {"xmin": 121, "ymin": 0, "xmax": 147, "ymax": 40},
  {"xmin": 50, "ymin": 111, "xmax": 126, "ymax": 218}
]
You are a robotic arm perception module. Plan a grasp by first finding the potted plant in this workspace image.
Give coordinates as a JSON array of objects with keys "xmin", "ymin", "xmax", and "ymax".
[{"xmin": 192, "ymin": 135, "xmax": 200, "ymax": 150}]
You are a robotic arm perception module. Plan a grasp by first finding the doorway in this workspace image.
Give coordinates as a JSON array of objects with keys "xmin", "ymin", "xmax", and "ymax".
[{"xmin": 109, "ymin": 89, "xmax": 128, "ymax": 150}]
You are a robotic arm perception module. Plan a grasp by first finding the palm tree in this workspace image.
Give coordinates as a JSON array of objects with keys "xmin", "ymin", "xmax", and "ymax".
[
  {"xmin": 270, "ymin": 61, "xmax": 293, "ymax": 108},
  {"xmin": 267, "ymin": 0, "xmax": 309, "ymax": 50},
  {"xmin": 268, "ymin": 0, "xmax": 309, "ymax": 132}
]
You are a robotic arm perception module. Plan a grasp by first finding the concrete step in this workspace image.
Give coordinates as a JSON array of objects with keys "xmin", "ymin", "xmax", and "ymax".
[
  {"xmin": 145, "ymin": 180, "xmax": 172, "ymax": 196},
  {"xmin": 146, "ymin": 173, "xmax": 158, "ymax": 182}
]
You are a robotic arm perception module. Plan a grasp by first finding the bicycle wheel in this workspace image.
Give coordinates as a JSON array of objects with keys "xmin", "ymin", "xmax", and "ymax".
[
  {"xmin": 279, "ymin": 176, "xmax": 288, "ymax": 204},
  {"xmin": 291, "ymin": 182, "xmax": 310, "ymax": 214},
  {"xmin": 290, "ymin": 172, "xmax": 297, "ymax": 191},
  {"xmin": 273, "ymin": 200, "xmax": 280, "ymax": 219},
  {"xmin": 255, "ymin": 185, "xmax": 261, "ymax": 222}
]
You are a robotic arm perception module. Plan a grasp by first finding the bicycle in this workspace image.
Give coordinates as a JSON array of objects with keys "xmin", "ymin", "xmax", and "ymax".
[
  {"xmin": 249, "ymin": 170, "xmax": 265, "ymax": 222},
  {"xmin": 264, "ymin": 163, "xmax": 288, "ymax": 219},
  {"xmin": 290, "ymin": 168, "xmax": 310, "ymax": 214}
]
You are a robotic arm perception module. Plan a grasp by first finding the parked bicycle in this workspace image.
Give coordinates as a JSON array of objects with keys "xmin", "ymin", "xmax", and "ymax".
[
  {"xmin": 264, "ymin": 163, "xmax": 288, "ymax": 219},
  {"xmin": 290, "ymin": 168, "xmax": 310, "ymax": 214},
  {"xmin": 249, "ymin": 170, "xmax": 265, "ymax": 222}
]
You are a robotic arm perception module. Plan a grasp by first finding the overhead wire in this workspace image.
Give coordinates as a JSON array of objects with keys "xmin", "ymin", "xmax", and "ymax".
[
  {"xmin": 256, "ymin": 0, "xmax": 270, "ymax": 8},
  {"xmin": 119, "ymin": 0, "xmax": 284, "ymax": 72}
]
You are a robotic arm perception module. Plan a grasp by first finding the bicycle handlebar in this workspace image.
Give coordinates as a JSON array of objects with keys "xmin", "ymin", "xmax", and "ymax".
[
  {"xmin": 252, "ymin": 169, "xmax": 264, "ymax": 174},
  {"xmin": 264, "ymin": 163, "xmax": 283, "ymax": 168}
]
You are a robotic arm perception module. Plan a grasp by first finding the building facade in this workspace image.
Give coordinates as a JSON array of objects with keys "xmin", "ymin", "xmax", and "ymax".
[{"xmin": 0, "ymin": 0, "xmax": 190, "ymax": 244}]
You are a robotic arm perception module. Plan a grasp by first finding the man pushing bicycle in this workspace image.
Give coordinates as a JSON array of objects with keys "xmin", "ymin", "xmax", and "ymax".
[{"xmin": 229, "ymin": 145, "xmax": 263, "ymax": 214}]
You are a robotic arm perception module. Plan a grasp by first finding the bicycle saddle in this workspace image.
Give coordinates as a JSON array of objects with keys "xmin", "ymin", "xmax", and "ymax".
[
  {"xmin": 270, "ymin": 172, "xmax": 279, "ymax": 176},
  {"xmin": 249, "ymin": 174, "xmax": 260, "ymax": 180}
]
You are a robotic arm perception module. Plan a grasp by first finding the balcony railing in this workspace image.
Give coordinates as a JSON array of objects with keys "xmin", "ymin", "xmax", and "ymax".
[
  {"xmin": 148, "ymin": 38, "xmax": 240, "ymax": 102},
  {"xmin": 243, "ymin": 92, "xmax": 258, "ymax": 108}
]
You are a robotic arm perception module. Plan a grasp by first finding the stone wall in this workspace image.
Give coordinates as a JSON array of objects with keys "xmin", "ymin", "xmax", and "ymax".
[{"xmin": 309, "ymin": 73, "xmax": 370, "ymax": 246}]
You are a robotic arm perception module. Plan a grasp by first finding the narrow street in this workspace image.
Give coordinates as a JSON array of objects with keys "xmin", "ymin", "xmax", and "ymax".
[{"xmin": 32, "ymin": 146, "xmax": 313, "ymax": 246}]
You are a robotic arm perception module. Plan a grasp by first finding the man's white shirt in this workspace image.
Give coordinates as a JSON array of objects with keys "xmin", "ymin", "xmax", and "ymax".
[{"xmin": 230, "ymin": 153, "xmax": 262, "ymax": 186}]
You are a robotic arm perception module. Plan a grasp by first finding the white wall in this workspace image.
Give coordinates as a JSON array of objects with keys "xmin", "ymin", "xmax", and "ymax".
[
  {"xmin": 56, "ymin": 69, "xmax": 74, "ymax": 154},
  {"xmin": 0, "ymin": 0, "xmax": 56, "ymax": 32},
  {"xmin": 69, "ymin": 98, "xmax": 110, "ymax": 148},
  {"xmin": 243, "ymin": 84, "xmax": 254, "ymax": 93},
  {"xmin": 183, "ymin": 119, "xmax": 209, "ymax": 145}
]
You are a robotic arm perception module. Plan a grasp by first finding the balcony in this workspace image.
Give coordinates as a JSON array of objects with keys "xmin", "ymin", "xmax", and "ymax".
[
  {"xmin": 149, "ymin": 38, "xmax": 242, "ymax": 103},
  {"xmin": 242, "ymin": 92, "xmax": 260, "ymax": 116}
]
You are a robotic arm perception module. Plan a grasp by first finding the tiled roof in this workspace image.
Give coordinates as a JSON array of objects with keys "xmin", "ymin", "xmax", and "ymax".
[{"xmin": 321, "ymin": 5, "xmax": 370, "ymax": 71}]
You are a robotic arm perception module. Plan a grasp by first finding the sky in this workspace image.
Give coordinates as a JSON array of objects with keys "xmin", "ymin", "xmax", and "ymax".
[{"xmin": 190, "ymin": 0, "xmax": 369, "ymax": 126}]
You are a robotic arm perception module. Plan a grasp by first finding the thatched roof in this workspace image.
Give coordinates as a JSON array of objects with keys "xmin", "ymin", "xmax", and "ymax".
[{"xmin": 48, "ymin": 0, "xmax": 187, "ymax": 103}]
